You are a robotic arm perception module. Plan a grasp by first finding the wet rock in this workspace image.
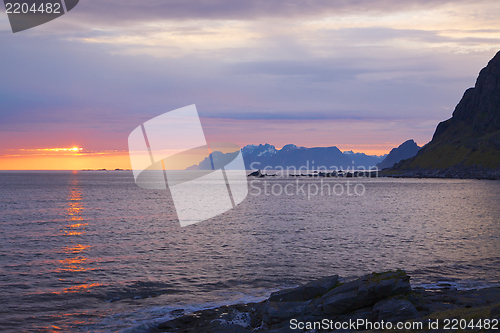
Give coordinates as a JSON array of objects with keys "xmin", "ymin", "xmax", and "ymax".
[
  {"xmin": 265, "ymin": 301, "xmax": 310, "ymax": 324},
  {"xmin": 336, "ymin": 306, "xmax": 374, "ymax": 325},
  {"xmin": 157, "ymin": 314, "xmax": 198, "ymax": 329},
  {"xmin": 153, "ymin": 271, "xmax": 500, "ymax": 333},
  {"xmin": 321, "ymin": 290, "xmax": 360, "ymax": 315},
  {"xmin": 373, "ymin": 299, "xmax": 420, "ymax": 322},
  {"xmin": 314, "ymin": 270, "xmax": 412, "ymax": 316},
  {"xmin": 266, "ymin": 325, "xmax": 299, "ymax": 333},
  {"xmin": 407, "ymin": 293, "xmax": 431, "ymax": 314},
  {"xmin": 491, "ymin": 305, "xmax": 500, "ymax": 317},
  {"xmin": 269, "ymin": 275, "xmax": 339, "ymax": 302},
  {"xmin": 205, "ymin": 322, "xmax": 254, "ymax": 333}
]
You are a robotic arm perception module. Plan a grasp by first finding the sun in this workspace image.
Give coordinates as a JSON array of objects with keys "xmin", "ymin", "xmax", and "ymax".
[{"xmin": 33, "ymin": 147, "xmax": 84, "ymax": 153}]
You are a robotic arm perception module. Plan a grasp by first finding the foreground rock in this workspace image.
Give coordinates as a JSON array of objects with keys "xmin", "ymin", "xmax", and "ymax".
[
  {"xmin": 148, "ymin": 270, "xmax": 500, "ymax": 332},
  {"xmin": 145, "ymin": 270, "xmax": 487, "ymax": 332}
]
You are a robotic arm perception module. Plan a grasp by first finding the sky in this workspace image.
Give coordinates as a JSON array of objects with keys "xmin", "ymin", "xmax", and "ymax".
[{"xmin": 1, "ymin": 0, "xmax": 500, "ymax": 170}]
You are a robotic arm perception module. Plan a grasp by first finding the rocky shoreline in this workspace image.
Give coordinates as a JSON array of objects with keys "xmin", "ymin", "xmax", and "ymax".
[
  {"xmin": 383, "ymin": 164, "xmax": 500, "ymax": 180},
  {"xmin": 247, "ymin": 166, "xmax": 500, "ymax": 180},
  {"xmin": 143, "ymin": 270, "xmax": 500, "ymax": 333}
]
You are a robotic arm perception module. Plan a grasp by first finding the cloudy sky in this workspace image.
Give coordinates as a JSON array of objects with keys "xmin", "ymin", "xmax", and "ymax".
[{"xmin": 1, "ymin": 0, "xmax": 500, "ymax": 169}]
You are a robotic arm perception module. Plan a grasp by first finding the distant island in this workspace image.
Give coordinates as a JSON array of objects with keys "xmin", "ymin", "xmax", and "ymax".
[{"xmin": 186, "ymin": 141, "xmax": 426, "ymax": 173}]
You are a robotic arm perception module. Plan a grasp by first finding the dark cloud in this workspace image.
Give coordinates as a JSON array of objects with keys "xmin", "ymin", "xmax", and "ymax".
[
  {"xmin": 0, "ymin": 29, "xmax": 489, "ymax": 132},
  {"xmin": 1, "ymin": 0, "xmax": 498, "ymax": 144}
]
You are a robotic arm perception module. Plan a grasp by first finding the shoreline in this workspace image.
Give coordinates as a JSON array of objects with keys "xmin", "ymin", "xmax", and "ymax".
[
  {"xmin": 129, "ymin": 270, "xmax": 500, "ymax": 333},
  {"xmin": 247, "ymin": 167, "xmax": 500, "ymax": 180},
  {"xmin": 385, "ymin": 165, "xmax": 500, "ymax": 181}
]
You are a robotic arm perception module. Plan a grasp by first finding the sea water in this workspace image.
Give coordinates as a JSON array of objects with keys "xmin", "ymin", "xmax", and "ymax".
[{"xmin": 1, "ymin": 171, "xmax": 499, "ymax": 332}]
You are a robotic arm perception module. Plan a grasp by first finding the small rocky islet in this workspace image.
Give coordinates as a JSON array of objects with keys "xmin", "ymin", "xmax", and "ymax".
[
  {"xmin": 247, "ymin": 169, "xmax": 378, "ymax": 178},
  {"xmin": 140, "ymin": 270, "xmax": 500, "ymax": 333}
]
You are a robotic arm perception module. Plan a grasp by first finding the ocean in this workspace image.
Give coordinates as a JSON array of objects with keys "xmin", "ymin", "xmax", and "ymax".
[{"xmin": 1, "ymin": 171, "xmax": 499, "ymax": 332}]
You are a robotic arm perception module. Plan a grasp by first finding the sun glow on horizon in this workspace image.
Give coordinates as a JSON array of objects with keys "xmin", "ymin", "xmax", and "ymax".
[
  {"xmin": 0, "ymin": 147, "xmax": 133, "ymax": 170},
  {"xmin": 35, "ymin": 147, "xmax": 83, "ymax": 152}
]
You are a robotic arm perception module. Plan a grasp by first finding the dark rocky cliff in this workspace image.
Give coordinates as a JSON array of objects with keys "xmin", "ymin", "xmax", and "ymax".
[{"xmin": 395, "ymin": 51, "xmax": 500, "ymax": 172}]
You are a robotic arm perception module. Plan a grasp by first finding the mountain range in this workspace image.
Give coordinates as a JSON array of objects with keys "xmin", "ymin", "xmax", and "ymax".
[{"xmin": 188, "ymin": 143, "xmax": 387, "ymax": 171}]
